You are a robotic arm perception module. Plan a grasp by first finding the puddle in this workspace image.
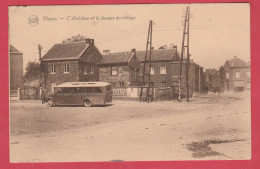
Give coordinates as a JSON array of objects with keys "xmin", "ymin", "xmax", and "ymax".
[
  {"xmin": 10, "ymin": 142, "xmax": 19, "ymax": 144},
  {"xmin": 110, "ymin": 159, "xmax": 124, "ymax": 162},
  {"xmin": 187, "ymin": 139, "xmax": 246, "ymax": 158}
]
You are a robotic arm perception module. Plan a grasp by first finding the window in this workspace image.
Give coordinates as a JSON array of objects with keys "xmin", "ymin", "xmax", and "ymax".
[
  {"xmin": 247, "ymin": 71, "xmax": 250, "ymax": 78},
  {"xmin": 150, "ymin": 66, "xmax": 154, "ymax": 75},
  {"xmin": 64, "ymin": 64, "xmax": 69, "ymax": 73},
  {"xmin": 118, "ymin": 82, "xmax": 125, "ymax": 88},
  {"xmin": 226, "ymin": 72, "xmax": 229, "ymax": 79},
  {"xmin": 77, "ymin": 87, "xmax": 85, "ymax": 93},
  {"xmin": 112, "ymin": 67, "xmax": 118, "ymax": 75},
  {"xmin": 51, "ymin": 65, "xmax": 56, "ymax": 74},
  {"xmin": 160, "ymin": 66, "xmax": 167, "ymax": 74},
  {"xmin": 94, "ymin": 87, "xmax": 102, "ymax": 93},
  {"xmin": 61, "ymin": 88, "xmax": 70, "ymax": 93},
  {"xmin": 70, "ymin": 88, "xmax": 77, "ymax": 93},
  {"xmin": 86, "ymin": 87, "xmax": 93, "ymax": 93},
  {"xmin": 235, "ymin": 72, "xmax": 240, "ymax": 79}
]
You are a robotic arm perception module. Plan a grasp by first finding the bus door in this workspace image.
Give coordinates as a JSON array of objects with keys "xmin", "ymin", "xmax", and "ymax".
[
  {"xmin": 92, "ymin": 87, "xmax": 103, "ymax": 104},
  {"xmin": 68, "ymin": 88, "xmax": 79, "ymax": 105}
]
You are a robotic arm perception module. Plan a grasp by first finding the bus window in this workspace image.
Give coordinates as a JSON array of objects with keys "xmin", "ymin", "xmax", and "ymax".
[
  {"xmin": 86, "ymin": 87, "xmax": 93, "ymax": 93},
  {"xmin": 94, "ymin": 87, "xmax": 102, "ymax": 93},
  {"xmin": 55, "ymin": 88, "xmax": 62, "ymax": 93},
  {"xmin": 78, "ymin": 87, "xmax": 85, "ymax": 93},
  {"xmin": 62, "ymin": 88, "xmax": 70, "ymax": 93}
]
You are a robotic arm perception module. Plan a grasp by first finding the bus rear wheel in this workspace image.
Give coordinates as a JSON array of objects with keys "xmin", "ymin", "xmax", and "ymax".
[{"xmin": 83, "ymin": 99, "xmax": 92, "ymax": 107}]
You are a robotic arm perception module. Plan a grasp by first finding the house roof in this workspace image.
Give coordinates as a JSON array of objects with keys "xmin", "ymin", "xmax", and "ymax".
[
  {"xmin": 42, "ymin": 42, "xmax": 89, "ymax": 61},
  {"xmin": 136, "ymin": 49, "xmax": 178, "ymax": 62},
  {"xmin": 10, "ymin": 45, "xmax": 22, "ymax": 54},
  {"xmin": 226, "ymin": 56, "xmax": 249, "ymax": 67},
  {"xmin": 98, "ymin": 52, "xmax": 134, "ymax": 65}
]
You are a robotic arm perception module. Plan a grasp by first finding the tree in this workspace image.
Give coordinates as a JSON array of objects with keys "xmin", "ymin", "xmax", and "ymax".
[
  {"xmin": 24, "ymin": 61, "xmax": 41, "ymax": 80},
  {"xmin": 62, "ymin": 34, "xmax": 89, "ymax": 43}
]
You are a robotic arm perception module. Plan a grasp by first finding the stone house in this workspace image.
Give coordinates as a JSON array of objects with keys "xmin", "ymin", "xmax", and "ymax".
[
  {"xmin": 41, "ymin": 39, "xmax": 103, "ymax": 92},
  {"xmin": 136, "ymin": 48, "xmax": 179, "ymax": 87},
  {"xmin": 222, "ymin": 56, "xmax": 250, "ymax": 91},
  {"xmin": 136, "ymin": 47, "xmax": 203, "ymax": 94},
  {"xmin": 9, "ymin": 45, "xmax": 23, "ymax": 90},
  {"xmin": 98, "ymin": 49, "xmax": 141, "ymax": 88}
]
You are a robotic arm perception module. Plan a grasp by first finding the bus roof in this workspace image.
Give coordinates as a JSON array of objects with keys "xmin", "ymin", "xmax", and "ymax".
[{"xmin": 54, "ymin": 82, "xmax": 110, "ymax": 88}]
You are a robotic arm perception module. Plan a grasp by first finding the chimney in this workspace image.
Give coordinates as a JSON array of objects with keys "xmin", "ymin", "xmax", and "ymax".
[
  {"xmin": 131, "ymin": 48, "xmax": 136, "ymax": 53},
  {"xmin": 103, "ymin": 50, "xmax": 110, "ymax": 55},
  {"xmin": 234, "ymin": 56, "xmax": 237, "ymax": 58},
  {"xmin": 86, "ymin": 38, "xmax": 94, "ymax": 45},
  {"xmin": 151, "ymin": 47, "xmax": 154, "ymax": 50}
]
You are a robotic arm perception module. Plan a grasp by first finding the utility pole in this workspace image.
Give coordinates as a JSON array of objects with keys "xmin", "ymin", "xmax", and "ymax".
[
  {"xmin": 140, "ymin": 20, "xmax": 153, "ymax": 103},
  {"xmin": 178, "ymin": 6, "xmax": 191, "ymax": 102},
  {"xmin": 38, "ymin": 44, "xmax": 45, "ymax": 89}
]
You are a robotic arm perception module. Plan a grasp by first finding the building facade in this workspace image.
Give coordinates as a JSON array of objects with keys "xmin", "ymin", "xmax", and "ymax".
[
  {"xmin": 222, "ymin": 56, "xmax": 250, "ymax": 91},
  {"xmin": 9, "ymin": 45, "xmax": 23, "ymax": 90},
  {"xmin": 98, "ymin": 49, "xmax": 141, "ymax": 88},
  {"xmin": 136, "ymin": 48, "xmax": 179, "ymax": 87},
  {"xmin": 41, "ymin": 39, "xmax": 103, "ymax": 92}
]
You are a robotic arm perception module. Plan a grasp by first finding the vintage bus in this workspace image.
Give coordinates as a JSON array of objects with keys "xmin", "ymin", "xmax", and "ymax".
[{"xmin": 45, "ymin": 82, "xmax": 112, "ymax": 107}]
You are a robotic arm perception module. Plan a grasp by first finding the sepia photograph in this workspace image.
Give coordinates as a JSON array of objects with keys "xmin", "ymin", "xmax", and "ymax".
[{"xmin": 9, "ymin": 3, "xmax": 251, "ymax": 162}]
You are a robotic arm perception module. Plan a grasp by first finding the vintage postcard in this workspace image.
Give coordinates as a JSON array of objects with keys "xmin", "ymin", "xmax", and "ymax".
[{"xmin": 9, "ymin": 3, "xmax": 251, "ymax": 162}]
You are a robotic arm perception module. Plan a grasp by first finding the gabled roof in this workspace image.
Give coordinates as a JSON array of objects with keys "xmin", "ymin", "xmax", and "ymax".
[
  {"xmin": 136, "ymin": 49, "xmax": 178, "ymax": 62},
  {"xmin": 42, "ymin": 42, "xmax": 89, "ymax": 61},
  {"xmin": 226, "ymin": 56, "xmax": 249, "ymax": 67},
  {"xmin": 10, "ymin": 45, "xmax": 22, "ymax": 54},
  {"xmin": 98, "ymin": 52, "xmax": 134, "ymax": 65}
]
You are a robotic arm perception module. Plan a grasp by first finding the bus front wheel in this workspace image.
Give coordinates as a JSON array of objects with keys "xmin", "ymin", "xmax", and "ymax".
[
  {"xmin": 83, "ymin": 99, "xmax": 92, "ymax": 107},
  {"xmin": 46, "ymin": 99, "xmax": 54, "ymax": 107}
]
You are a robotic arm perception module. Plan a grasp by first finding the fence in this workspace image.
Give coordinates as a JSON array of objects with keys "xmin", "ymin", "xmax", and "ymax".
[{"xmin": 112, "ymin": 86, "xmax": 178, "ymax": 100}]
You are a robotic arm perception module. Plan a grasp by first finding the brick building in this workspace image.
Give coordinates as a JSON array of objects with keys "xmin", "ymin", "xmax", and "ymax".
[
  {"xmin": 41, "ymin": 39, "xmax": 103, "ymax": 92},
  {"xmin": 9, "ymin": 45, "xmax": 23, "ymax": 90},
  {"xmin": 136, "ymin": 47, "xmax": 203, "ymax": 94},
  {"xmin": 136, "ymin": 48, "xmax": 179, "ymax": 87},
  {"xmin": 98, "ymin": 49, "xmax": 141, "ymax": 88},
  {"xmin": 222, "ymin": 56, "xmax": 250, "ymax": 91}
]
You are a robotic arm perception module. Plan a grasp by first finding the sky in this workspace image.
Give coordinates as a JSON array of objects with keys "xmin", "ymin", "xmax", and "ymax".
[{"xmin": 9, "ymin": 3, "xmax": 250, "ymax": 72}]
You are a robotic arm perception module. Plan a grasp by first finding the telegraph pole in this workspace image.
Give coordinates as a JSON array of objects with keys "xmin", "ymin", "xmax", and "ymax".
[
  {"xmin": 186, "ymin": 6, "xmax": 190, "ymax": 102},
  {"xmin": 140, "ymin": 20, "xmax": 153, "ymax": 103},
  {"xmin": 178, "ymin": 6, "xmax": 191, "ymax": 102},
  {"xmin": 38, "ymin": 44, "xmax": 45, "ymax": 89}
]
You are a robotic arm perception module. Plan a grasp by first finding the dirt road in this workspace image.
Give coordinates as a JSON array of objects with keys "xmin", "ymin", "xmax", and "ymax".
[{"xmin": 10, "ymin": 91, "xmax": 251, "ymax": 162}]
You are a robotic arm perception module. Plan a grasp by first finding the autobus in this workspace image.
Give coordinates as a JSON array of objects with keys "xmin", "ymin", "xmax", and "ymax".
[{"xmin": 44, "ymin": 82, "xmax": 112, "ymax": 107}]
